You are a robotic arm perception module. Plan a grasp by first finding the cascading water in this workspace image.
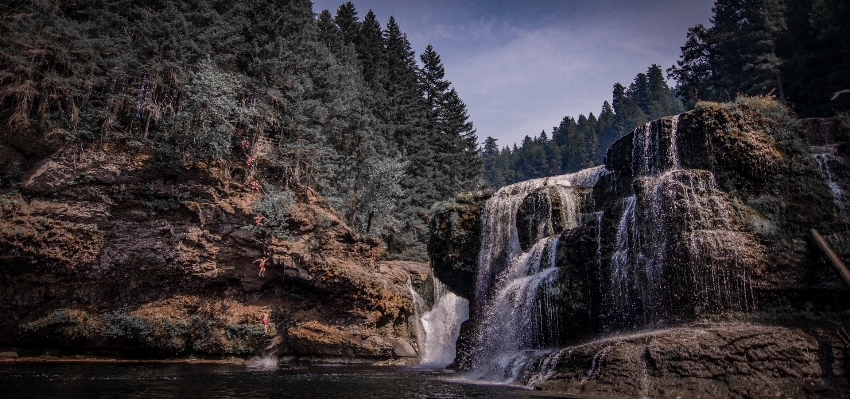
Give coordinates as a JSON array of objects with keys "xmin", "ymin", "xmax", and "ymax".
[
  {"xmin": 610, "ymin": 116, "xmax": 755, "ymax": 328},
  {"xmin": 454, "ymin": 115, "xmax": 759, "ymax": 387},
  {"xmin": 812, "ymin": 144, "xmax": 850, "ymax": 231},
  {"xmin": 409, "ymin": 277, "xmax": 469, "ymax": 366},
  {"xmin": 466, "ymin": 166, "xmax": 607, "ymax": 382},
  {"xmin": 609, "ymin": 196, "xmax": 636, "ymax": 316}
]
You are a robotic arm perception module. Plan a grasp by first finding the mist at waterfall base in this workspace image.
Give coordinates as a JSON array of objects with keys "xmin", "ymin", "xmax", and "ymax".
[
  {"xmin": 410, "ymin": 278, "xmax": 469, "ymax": 366},
  {"xmin": 0, "ymin": 363, "xmax": 531, "ymax": 399}
]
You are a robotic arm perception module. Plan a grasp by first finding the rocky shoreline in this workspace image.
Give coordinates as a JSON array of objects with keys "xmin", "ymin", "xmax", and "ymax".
[{"xmin": 525, "ymin": 321, "xmax": 850, "ymax": 399}]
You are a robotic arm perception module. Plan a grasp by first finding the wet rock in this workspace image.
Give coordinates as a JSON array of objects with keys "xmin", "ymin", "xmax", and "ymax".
[
  {"xmin": 516, "ymin": 186, "xmax": 593, "ymax": 252},
  {"xmin": 428, "ymin": 192, "xmax": 490, "ymax": 300},
  {"xmin": 526, "ymin": 323, "xmax": 850, "ymax": 399},
  {"xmin": 392, "ymin": 337, "xmax": 417, "ymax": 358}
]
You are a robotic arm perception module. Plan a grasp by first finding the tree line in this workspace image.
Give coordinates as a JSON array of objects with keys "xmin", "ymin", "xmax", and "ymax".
[
  {"xmin": 482, "ymin": 65, "xmax": 683, "ymax": 188},
  {"xmin": 0, "ymin": 0, "xmax": 481, "ymax": 261},
  {"xmin": 484, "ymin": 0, "xmax": 849, "ymax": 189},
  {"xmin": 669, "ymin": 0, "xmax": 850, "ymax": 117}
]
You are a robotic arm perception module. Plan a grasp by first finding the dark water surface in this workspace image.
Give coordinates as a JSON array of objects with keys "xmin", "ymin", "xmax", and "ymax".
[{"xmin": 0, "ymin": 362, "xmax": 535, "ymax": 398}]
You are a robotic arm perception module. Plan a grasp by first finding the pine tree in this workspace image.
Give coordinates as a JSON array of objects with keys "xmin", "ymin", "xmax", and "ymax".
[
  {"xmin": 317, "ymin": 9, "xmax": 343, "ymax": 53},
  {"xmin": 482, "ymin": 136, "xmax": 505, "ymax": 188},
  {"xmin": 669, "ymin": 0, "xmax": 787, "ymax": 106},
  {"xmin": 419, "ymin": 45, "xmax": 451, "ymax": 117},
  {"xmin": 646, "ymin": 64, "xmax": 675, "ymax": 119},
  {"xmin": 629, "ymin": 73, "xmax": 651, "ymax": 117},
  {"xmin": 357, "ymin": 10, "xmax": 387, "ymax": 93},
  {"xmin": 440, "ymin": 88, "xmax": 482, "ymax": 192},
  {"xmin": 334, "ymin": 2, "xmax": 360, "ymax": 44}
]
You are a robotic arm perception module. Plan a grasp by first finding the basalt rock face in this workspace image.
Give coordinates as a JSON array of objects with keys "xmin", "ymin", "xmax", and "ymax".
[
  {"xmin": 0, "ymin": 142, "xmax": 426, "ymax": 362},
  {"xmin": 522, "ymin": 323, "xmax": 850, "ymax": 399},
  {"xmin": 427, "ymin": 191, "xmax": 491, "ymax": 301},
  {"xmin": 432, "ymin": 99, "xmax": 850, "ymax": 394},
  {"xmin": 552, "ymin": 99, "xmax": 849, "ymax": 344},
  {"xmin": 516, "ymin": 186, "xmax": 593, "ymax": 252}
]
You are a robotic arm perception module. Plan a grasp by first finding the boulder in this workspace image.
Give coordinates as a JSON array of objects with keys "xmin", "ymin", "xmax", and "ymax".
[{"xmin": 392, "ymin": 337, "xmax": 417, "ymax": 358}]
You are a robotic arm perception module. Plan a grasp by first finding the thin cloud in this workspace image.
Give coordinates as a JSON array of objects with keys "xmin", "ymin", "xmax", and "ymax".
[{"xmin": 310, "ymin": 0, "xmax": 714, "ymax": 147}]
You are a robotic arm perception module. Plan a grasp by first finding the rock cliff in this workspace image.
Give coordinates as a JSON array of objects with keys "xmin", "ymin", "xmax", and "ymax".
[
  {"xmin": 430, "ymin": 99, "xmax": 850, "ymax": 397},
  {"xmin": 0, "ymin": 141, "xmax": 427, "ymax": 362}
]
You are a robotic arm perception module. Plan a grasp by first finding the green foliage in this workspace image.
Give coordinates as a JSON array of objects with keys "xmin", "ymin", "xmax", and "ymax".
[
  {"xmin": 354, "ymin": 156, "xmax": 408, "ymax": 234},
  {"xmin": 669, "ymin": 0, "xmax": 786, "ymax": 106},
  {"xmin": 223, "ymin": 323, "xmax": 267, "ymax": 354},
  {"xmin": 244, "ymin": 184, "xmax": 295, "ymax": 240},
  {"xmin": 104, "ymin": 310, "xmax": 211, "ymax": 353},
  {"xmin": 178, "ymin": 59, "xmax": 243, "ymax": 161},
  {"xmin": 670, "ymin": 0, "xmax": 850, "ymax": 117},
  {"xmin": 22, "ymin": 309, "xmax": 101, "ymax": 341}
]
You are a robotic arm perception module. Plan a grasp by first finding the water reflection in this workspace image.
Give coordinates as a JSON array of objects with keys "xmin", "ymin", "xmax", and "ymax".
[{"xmin": 0, "ymin": 363, "xmax": 532, "ymax": 399}]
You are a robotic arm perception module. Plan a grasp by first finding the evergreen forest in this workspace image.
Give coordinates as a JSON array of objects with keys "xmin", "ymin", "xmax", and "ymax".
[
  {"xmin": 0, "ymin": 0, "xmax": 481, "ymax": 261},
  {"xmin": 483, "ymin": 0, "xmax": 850, "ymax": 188}
]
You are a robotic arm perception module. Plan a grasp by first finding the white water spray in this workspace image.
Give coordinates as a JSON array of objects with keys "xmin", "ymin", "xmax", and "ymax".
[{"xmin": 409, "ymin": 277, "xmax": 469, "ymax": 366}]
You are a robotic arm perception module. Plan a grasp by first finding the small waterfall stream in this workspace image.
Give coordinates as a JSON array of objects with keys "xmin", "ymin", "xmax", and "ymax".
[
  {"xmin": 812, "ymin": 144, "xmax": 850, "ymax": 231},
  {"xmin": 409, "ymin": 277, "xmax": 469, "ymax": 366},
  {"xmin": 609, "ymin": 196, "xmax": 636, "ymax": 316}
]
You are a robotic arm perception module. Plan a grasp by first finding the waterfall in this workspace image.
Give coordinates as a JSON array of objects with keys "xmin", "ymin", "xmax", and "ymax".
[
  {"xmin": 625, "ymin": 117, "xmax": 755, "ymax": 324},
  {"xmin": 409, "ymin": 277, "xmax": 469, "ymax": 366},
  {"xmin": 631, "ymin": 116, "xmax": 681, "ymax": 177},
  {"xmin": 609, "ymin": 196, "xmax": 636, "ymax": 321},
  {"xmin": 476, "ymin": 166, "xmax": 607, "ymax": 303},
  {"xmin": 812, "ymin": 144, "xmax": 850, "ymax": 231},
  {"xmin": 466, "ymin": 166, "xmax": 606, "ymax": 382},
  {"xmin": 456, "ymin": 114, "xmax": 763, "ymax": 387},
  {"xmin": 468, "ymin": 238, "xmax": 561, "ymax": 381}
]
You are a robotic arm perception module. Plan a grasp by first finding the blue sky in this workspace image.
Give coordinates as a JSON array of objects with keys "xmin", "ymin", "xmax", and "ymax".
[{"xmin": 311, "ymin": 0, "xmax": 715, "ymax": 148}]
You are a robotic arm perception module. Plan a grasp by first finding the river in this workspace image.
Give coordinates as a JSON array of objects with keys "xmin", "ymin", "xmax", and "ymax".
[{"xmin": 0, "ymin": 362, "xmax": 538, "ymax": 398}]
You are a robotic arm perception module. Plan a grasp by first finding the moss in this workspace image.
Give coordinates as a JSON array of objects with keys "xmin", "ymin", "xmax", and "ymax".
[
  {"xmin": 105, "ymin": 310, "xmax": 211, "ymax": 353},
  {"xmin": 22, "ymin": 309, "xmax": 103, "ymax": 341},
  {"xmin": 222, "ymin": 322, "xmax": 268, "ymax": 354}
]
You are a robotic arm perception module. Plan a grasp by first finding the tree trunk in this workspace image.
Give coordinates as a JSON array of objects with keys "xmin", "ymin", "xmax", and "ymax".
[
  {"xmin": 366, "ymin": 210, "xmax": 374, "ymax": 234},
  {"xmin": 811, "ymin": 229, "xmax": 850, "ymax": 290}
]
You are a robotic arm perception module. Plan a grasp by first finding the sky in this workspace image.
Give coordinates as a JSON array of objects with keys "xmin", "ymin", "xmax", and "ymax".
[{"xmin": 311, "ymin": 0, "xmax": 715, "ymax": 148}]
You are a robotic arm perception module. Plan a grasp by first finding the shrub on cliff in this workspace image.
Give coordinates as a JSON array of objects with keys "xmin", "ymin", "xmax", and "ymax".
[
  {"xmin": 243, "ymin": 184, "xmax": 295, "ymax": 240},
  {"xmin": 22, "ymin": 309, "xmax": 103, "ymax": 342},
  {"xmin": 104, "ymin": 310, "xmax": 211, "ymax": 353}
]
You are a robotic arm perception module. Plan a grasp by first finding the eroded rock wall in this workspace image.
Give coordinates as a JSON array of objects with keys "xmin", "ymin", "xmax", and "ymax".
[
  {"xmin": 552, "ymin": 99, "xmax": 850, "ymax": 343},
  {"xmin": 0, "ymin": 142, "xmax": 427, "ymax": 362},
  {"xmin": 427, "ymin": 191, "xmax": 490, "ymax": 301}
]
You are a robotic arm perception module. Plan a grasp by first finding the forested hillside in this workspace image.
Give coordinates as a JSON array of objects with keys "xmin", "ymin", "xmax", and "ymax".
[
  {"xmin": 0, "ymin": 0, "xmax": 481, "ymax": 261},
  {"xmin": 483, "ymin": 0, "xmax": 850, "ymax": 189},
  {"xmin": 482, "ymin": 65, "xmax": 682, "ymax": 187}
]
